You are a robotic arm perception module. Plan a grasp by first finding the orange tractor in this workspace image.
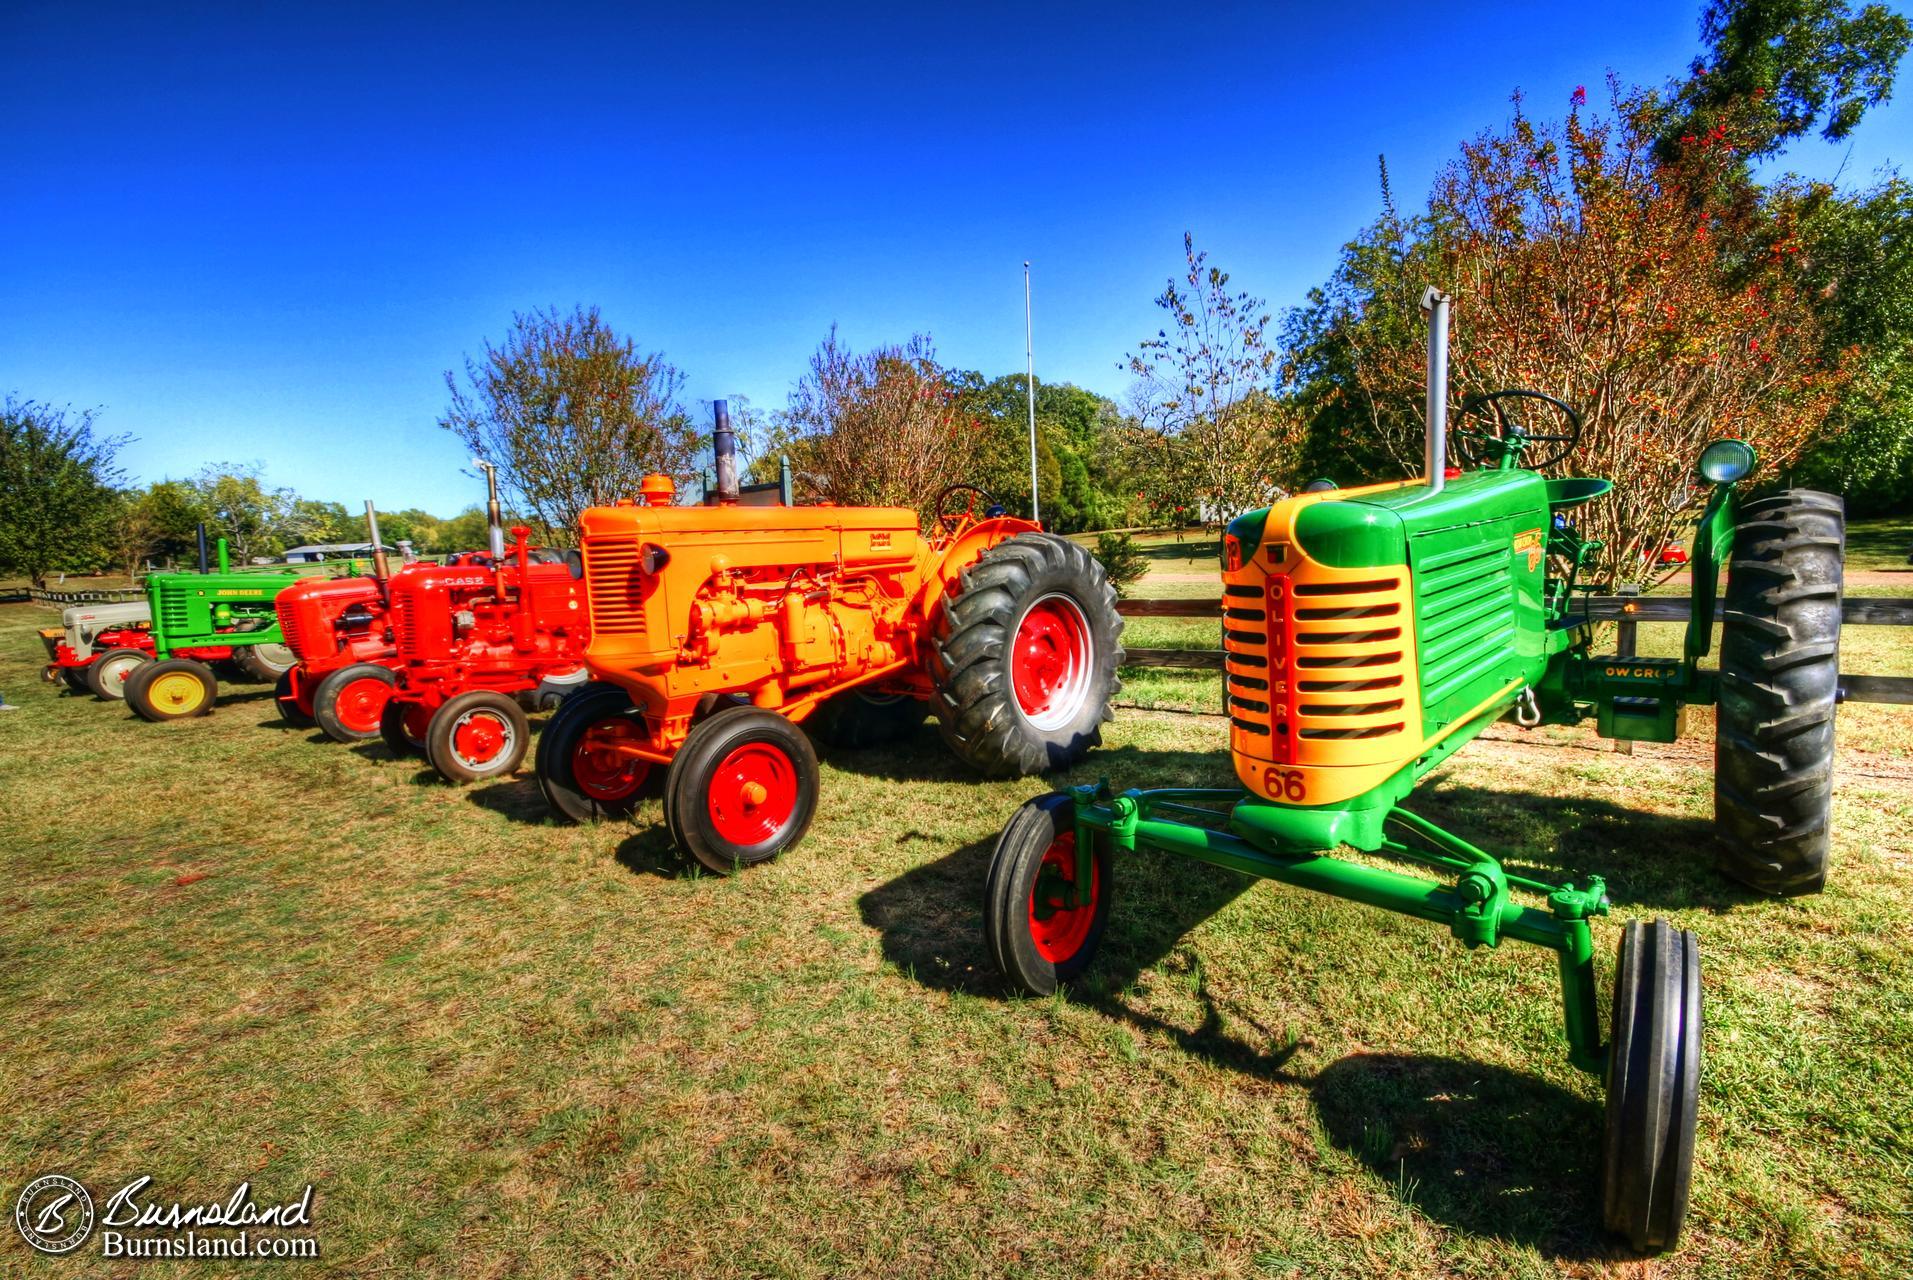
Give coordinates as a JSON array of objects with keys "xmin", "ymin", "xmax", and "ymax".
[{"xmin": 535, "ymin": 402, "xmax": 1125, "ymax": 873}]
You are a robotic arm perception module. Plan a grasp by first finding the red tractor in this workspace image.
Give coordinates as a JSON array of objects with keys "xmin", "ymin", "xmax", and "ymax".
[
  {"xmin": 377, "ymin": 529, "xmax": 590, "ymax": 784},
  {"xmin": 272, "ymin": 573, "xmax": 400, "ymax": 742}
]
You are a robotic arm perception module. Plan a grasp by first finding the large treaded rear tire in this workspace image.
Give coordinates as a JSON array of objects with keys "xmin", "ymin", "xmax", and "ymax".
[
  {"xmin": 930, "ymin": 533, "xmax": 1123, "ymax": 777},
  {"xmin": 1715, "ymin": 489, "xmax": 1843, "ymax": 895},
  {"xmin": 808, "ymin": 688, "xmax": 927, "ymax": 750}
]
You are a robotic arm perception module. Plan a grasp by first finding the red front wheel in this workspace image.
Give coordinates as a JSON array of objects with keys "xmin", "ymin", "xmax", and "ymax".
[
  {"xmin": 313, "ymin": 663, "xmax": 395, "ymax": 743},
  {"xmin": 664, "ymin": 707, "xmax": 820, "ymax": 874},
  {"xmin": 536, "ymin": 682, "xmax": 657, "ymax": 823},
  {"xmin": 983, "ymin": 793, "xmax": 1113, "ymax": 995},
  {"xmin": 426, "ymin": 691, "xmax": 532, "ymax": 784}
]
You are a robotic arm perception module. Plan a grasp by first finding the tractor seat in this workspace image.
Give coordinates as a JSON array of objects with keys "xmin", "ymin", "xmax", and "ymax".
[{"xmin": 1545, "ymin": 477, "xmax": 1612, "ymax": 509}]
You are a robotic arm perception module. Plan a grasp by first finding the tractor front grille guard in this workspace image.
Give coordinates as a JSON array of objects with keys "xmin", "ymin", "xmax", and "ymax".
[{"xmin": 1060, "ymin": 781, "xmax": 1610, "ymax": 1074}]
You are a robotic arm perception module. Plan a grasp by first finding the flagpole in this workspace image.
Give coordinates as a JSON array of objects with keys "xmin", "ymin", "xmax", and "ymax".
[{"xmin": 1023, "ymin": 261, "xmax": 1040, "ymax": 524}]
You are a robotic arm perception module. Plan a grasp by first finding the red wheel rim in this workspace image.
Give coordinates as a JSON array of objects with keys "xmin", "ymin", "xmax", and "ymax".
[
  {"xmin": 1029, "ymin": 831, "xmax": 1100, "ymax": 963},
  {"xmin": 450, "ymin": 708, "xmax": 513, "ymax": 769},
  {"xmin": 1012, "ymin": 593, "xmax": 1093, "ymax": 730},
  {"xmin": 573, "ymin": 718, "xmax": 649, "ymax": 801},
  {"xmin": 334, "ymin": 676, "xmax": 390, "ymax": 735},
  {"xmin": 706, "ymin": 742, "xmax": 799, "ymax": 846}
]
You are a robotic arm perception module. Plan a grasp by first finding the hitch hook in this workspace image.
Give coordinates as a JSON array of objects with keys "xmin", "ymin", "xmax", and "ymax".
[{"xmin": 1514, "ymin": 686, "xmax": 1541, "ymax": 728}]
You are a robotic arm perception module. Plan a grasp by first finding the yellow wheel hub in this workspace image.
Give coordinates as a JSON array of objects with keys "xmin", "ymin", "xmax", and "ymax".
[{"xmin": 150, "ymin": 671, "xmax": 207, "ymax": 713}]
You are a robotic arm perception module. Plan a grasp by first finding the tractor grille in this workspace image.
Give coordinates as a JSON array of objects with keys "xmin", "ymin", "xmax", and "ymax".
[
  {"xmin": 1412, "ymin": 539, "xmax": 1516, "ymax": 712},
  {"xmin": 157, "ymin": 589, "xmax": 192, "ymax": 635},
  {"xmin": 1226, "ymin": 559, "xmax": 1414, "ymax": 764},
  {"xmin": 584, "ymin": 539, "xmax": 647, "ymax": 638},
  {"xmin": 275, "ymin": 600, "xmax": 311, "ymax": 660},
  {"xmin": 387, "ymin": 590, "xmax": 416, "ymax": 658}
]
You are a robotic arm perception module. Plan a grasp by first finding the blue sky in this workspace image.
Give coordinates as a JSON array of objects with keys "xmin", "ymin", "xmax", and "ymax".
[{"xmin": 3, "ymin": 1, "xmax": 1906, "ymax": 516}]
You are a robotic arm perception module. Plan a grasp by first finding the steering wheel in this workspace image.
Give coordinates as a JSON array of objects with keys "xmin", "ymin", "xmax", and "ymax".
[
  {"xmin": 1453, "ymin": 389, "xmax": 1583, "ymax": 470},
  {"xmin": 932, "ymin": 484, "xmax": 998, "ymax": 532}
]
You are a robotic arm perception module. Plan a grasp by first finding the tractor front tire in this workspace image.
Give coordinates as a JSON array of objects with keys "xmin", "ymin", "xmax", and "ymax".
[
  {"xmin": 379, "ymin": 699, "xmax": 433, "ymax": 759},
  {"xmin": 314, "ymin": 663, "xmax": 395, "ymax": 743},
  {"xmin": 275, "ymin": 670, "xmax": 316, "ymax": 728},
  {"xmin": 426, "ymin": 691, "xmax": 531, "ymax": 784},
  {"xmin": 931, "ymin": 532, "xmax": 1123, "ymax": 777},
  {"xmin": 1603, "ymin": 917, "xmax": 1701, "ymax": 1253},
  {"xmin": 232, "ymin": 643, "xmax": 297, "ymax": 682},
  {"xmin": 537, "ymin": 682, "xmax": 656, "ymax": 823},
  {"xmin": 664, "ymin": 706, "xmax": 819, "ymax": 874},
  {"xmin": 58, "ymin": 666, "xmax": 90, "ymax": 694},
  {"xmin": 983, "ymin": 792, "xmax": 1113, "ymax": 996},
  {"xmin": 808, "ymin": 688, "xmax": 928, "ymax": 750},
  {"xmin": 1715, "ymin": 489, "xmax": 1844, "ymax": 895},
  {"xmin": 126, "ymin": 658, "xmax": 218, "ymax": 722},
  {"xmin": 87, "ymin": 647, "xmax": 150, "ymax": 700}
]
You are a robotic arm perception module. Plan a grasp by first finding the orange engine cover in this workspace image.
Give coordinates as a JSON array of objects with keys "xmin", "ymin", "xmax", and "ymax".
[{"xmin": 580, "ymin": 503, "xmax": 927, "ymax": 721}]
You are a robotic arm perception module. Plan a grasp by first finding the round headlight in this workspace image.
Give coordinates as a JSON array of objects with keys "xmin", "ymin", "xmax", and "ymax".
[{"xmin": 1698, "ymin": 439, "xmax": 1757, "ymax": 485}]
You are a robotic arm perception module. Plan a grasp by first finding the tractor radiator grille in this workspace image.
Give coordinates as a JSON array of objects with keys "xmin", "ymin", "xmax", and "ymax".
[
  {"xmin": 275, "ymin": 600, "xmax": 311, "ymax": 660},
  {"xmin": 157, "ymin": 590, "xmax": 192, "ymax": 636},
  {"xmin": 1412, "ymin": 539, "xmax": 1516, "ymax": 712},
  {"xmin": 584, "ymin": 539, "xmax": 647, "ymax": 637},
  {"xmin": 388, "ymin": 592, "xmax": 416, "ymax": 657},
  {"xmin": 1222, "ymin": 585, "xmax": 1270, "ymax": 736}
]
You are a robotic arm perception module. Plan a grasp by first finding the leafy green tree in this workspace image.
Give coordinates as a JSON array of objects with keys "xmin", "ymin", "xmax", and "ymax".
[
  {"xmin": 191, "ymin": 466, "xmax": 303, "ymax": 563},
  {"xmin": 1782, "ymin": 175, "xmax": 1913, "ymax": 513},
  {"xmin": 1664, "ymin": 0, "xmax": 1911, "ymax": 159},
  {"xmin": 441, "ymin": 306, "xmax": 699, "ymax": 540},
  {"xmin": 116, "ymin": 479, "xmax": 208, "ymax": 575},
  {"xmin": 0, "ymin": 397, "xmax": 127, "ymax": 586},
  {"xmin": 429, "ymin": 506, "xmax": 494, "ymax": 555}
]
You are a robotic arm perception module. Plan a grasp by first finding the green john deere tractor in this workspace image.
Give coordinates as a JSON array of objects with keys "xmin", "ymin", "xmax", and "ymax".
[
  {"xmin": 981, "ymin": 288, "xmax": 1846, "ymax": 1252},
  {"xmin": 123, "ymin": 534, "xmax": 302, "ymax": 723}
]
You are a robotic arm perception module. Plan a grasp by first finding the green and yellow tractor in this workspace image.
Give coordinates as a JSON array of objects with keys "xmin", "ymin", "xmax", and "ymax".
[
  {"xmin": 122, "ymin": 534, "xmax": 303, "ymax": 722},
  {"xmin": 982, "ymin": 289, "xmax": 1845, "ymax": 1252}
]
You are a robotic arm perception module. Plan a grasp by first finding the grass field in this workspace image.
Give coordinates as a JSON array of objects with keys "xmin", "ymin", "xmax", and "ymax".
[{"xmin": 3, "ymin": 526, "xmax": 1912, "ymax": 1277}]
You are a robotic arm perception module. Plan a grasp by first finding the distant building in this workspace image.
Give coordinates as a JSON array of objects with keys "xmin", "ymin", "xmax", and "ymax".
[{"xmin": 280, "ymin": 542, "xmax": 394, "ymax": 563}]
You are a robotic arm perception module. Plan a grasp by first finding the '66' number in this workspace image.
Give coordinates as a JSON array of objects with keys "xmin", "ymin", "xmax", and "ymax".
[{"xmin": 1262, "ymin": 767, "xmax": 1306, "ymax": 802}]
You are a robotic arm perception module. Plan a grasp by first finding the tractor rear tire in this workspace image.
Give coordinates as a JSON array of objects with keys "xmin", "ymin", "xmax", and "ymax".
[
  {"xmin": 808, "ymin": 688, "xmax": 928, "ymax": 750},
  {"xmin": 1715, "ymin": 489, "xmax": 1844, "ymax": 895},
  {"xmin": 87, "ymin": 647, "xmax": 150, "ymax": 700},
  {"xmin": 426, "ymin": 691, "xmax": 531, "ymax": 784},
  {"xmin": 59, "ymin": 666, "xmax": 89, "ymax": 694},
  {"xmin": 232, "ymin": 643, "xmax": 296, "ymax": 682},
  {"xmin": 379, "ymin": 699, "xmax": 433, "ymax": 759},
  {"xmin": 983, "ymin": 792, "xmax": 1113, "ymax": 996},
  {"xmin": 930, "ymin": 532, "xmax": 1123, "ymax": 777},
  {"xmin": 537, "ymin": 682, "xmax": 657, "ymax": 823},
  {"xmin": 126, "ymin": 658, "xmax": 219, "ymax": 722},
  {"xmin": 314, "ymin": 663, "xmax": 396, "ymax": 743},
  {"xmin": 1603, "ymin": 917, "xmax": 1701, "ymax": 1253},
  {"xmin": 664, "ymin": 706, "xmax": 819, "ymax": 874},
  {"xmin": 275, "ymin": 670, "xmax": 316, "ymax": 728}
]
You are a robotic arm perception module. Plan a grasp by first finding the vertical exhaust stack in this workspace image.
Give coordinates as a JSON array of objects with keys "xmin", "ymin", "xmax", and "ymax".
[
  {"xmin": 195, "ymin": 522, "xmax": 210, "ymax": 574},
  {"xmin": 712, "ymin": 400, "xmax": 739, "ymax": 505},
  {"xmin": 364, "ymin": 501, "xmax": 391, "ymax": 581},
  {"xmin": 1420, "ymin": 286, "xmax": 1452, "ymax": 496},
  {"xmin": 475, "ymin": 459, "xmax": 505, "ymax": 559}
]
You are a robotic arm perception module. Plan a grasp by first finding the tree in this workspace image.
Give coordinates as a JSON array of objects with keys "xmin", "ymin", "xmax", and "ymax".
[
  {"xmin": 774, "ymin": 327, "xmax": 981, "ymax": 521},
  {"xmin": 1301, "ymin": 84, "xmax": 1844, "ymax": 585},
  {"xmin": 0, "ymin": 397, "xmax": 127, "ymax": 586},
  {"xmin": 440, "ymin": 306, "xmax": 699, "ymax": 541},
  {"xmin": 1782, "ymin": 174, "xmax": 1913, "ymax": 514},
  {"xmin": 192, "ymin": 465, "xmax": 300, "ymax": 563},
  {"xmin": 1126, "ymin": 235, "xmax": 1296, "ymax": 526},
  {"xmin": 1664, "ymin": 0, "xmax": 1911, "ymax": 160},
  {"xmin": 115, "ymin": 479, "xmax": 208, "ymax": 577}
]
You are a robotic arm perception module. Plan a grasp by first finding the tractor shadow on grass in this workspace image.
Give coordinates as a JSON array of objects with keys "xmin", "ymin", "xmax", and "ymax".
[
  {"xmin": 1407, "ymin": 778, "xmax": 1766, "ymax": 913},
  {"xmin": 1311, "ymin": 1051, "xmax": 1608, "ymax": 1260}
]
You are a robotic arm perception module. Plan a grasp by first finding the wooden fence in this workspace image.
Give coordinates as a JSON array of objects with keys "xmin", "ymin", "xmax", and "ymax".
[{"xmin": 1115, "ymin": 595, "xmax": 1913, "ymax": 706}]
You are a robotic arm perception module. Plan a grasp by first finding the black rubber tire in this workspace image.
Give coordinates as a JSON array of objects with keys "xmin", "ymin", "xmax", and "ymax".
[
  {"xmin": 275, "ymin": 670, "xmax": 316, "ymax": 728},
  {"xmin": 983, "ymin": 792, "xmax": 1113, "ymax": 996},
  {"xmin": 313, "ymin": 663, "xmax": 395, "ymax": 744},
  {"xmin": 87, "ymin": 647, "xmax": 150, "ymax": 700},
  {"xmin": 426, "ymin": 690, "xmax": 531, "ymax": 784},
  {"xmin": 807, "ymin": 688, "xmax": 928, "ymax": 749},
  {"xmin": 59, "ymin": 666, "xmax": 89, "ymax": 694},
  {"xmin": 125, "ymin": 657, "xmax": 219, "ymax": 722},
  {"xmin": 379, "ymin": 698, "xmax": 432, "ymax": 759},
  {"xmin": 232, "ymin": 643, "xmax": 297, "ymax": 682},
  {"xmin": 1603, "ymin": 917, "xmax": 1701, "ymax": 1253},
  {"xmin": 1715, "ymin": 489, "xmax": 1844, "ymax": 895},
  {"xmin": 663, "ymin": 706, "xmax": 819, "ymax": 875},
  {"xmin": 930, "ymin": 532, "xmax": 1123, "ymax": 777},
  {"xmin": 537, "ymin": 681, "xmax": 657, "ymax": 823}
]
